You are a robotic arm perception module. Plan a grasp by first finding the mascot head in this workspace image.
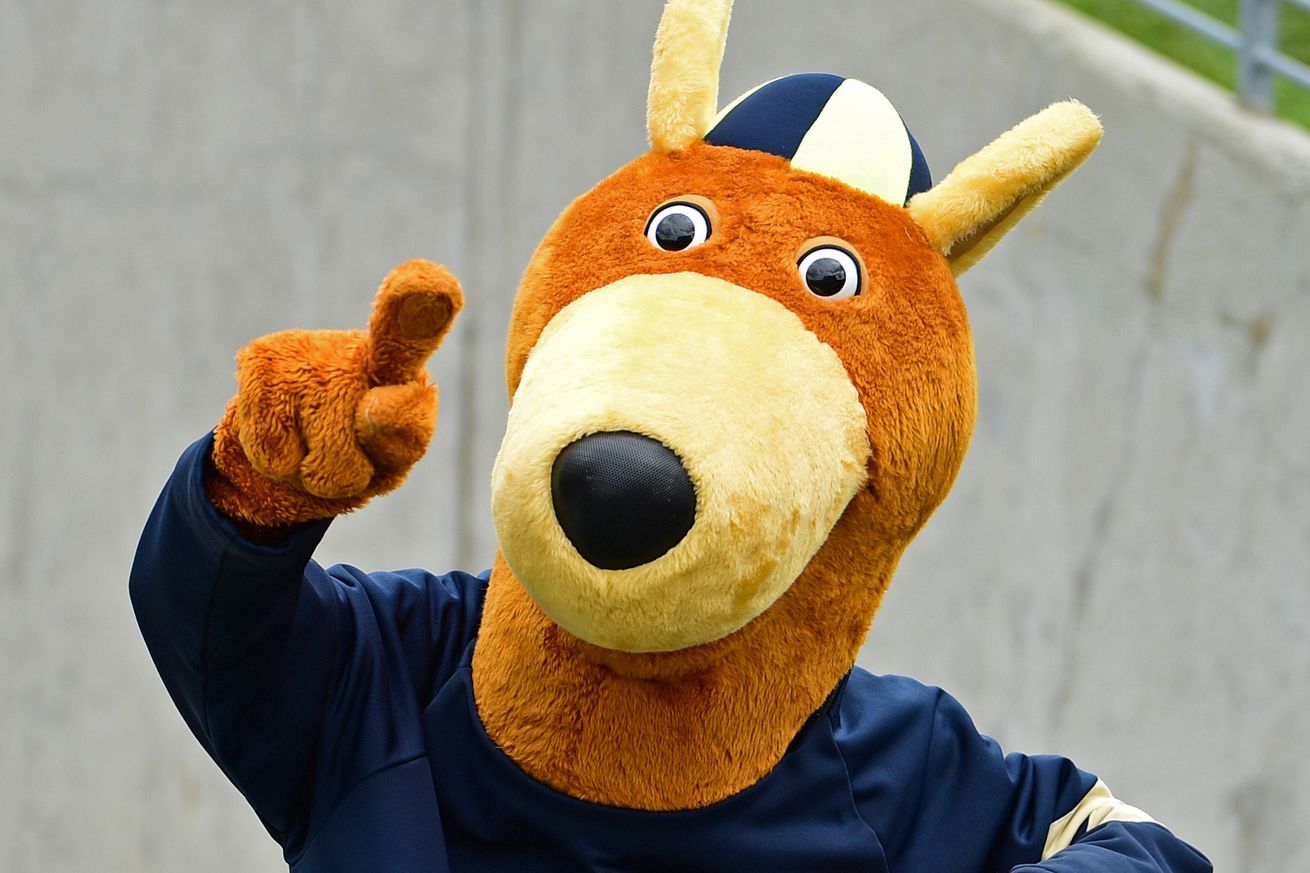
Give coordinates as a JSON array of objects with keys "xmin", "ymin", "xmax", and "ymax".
[{"xmin": 475, "ymin": 0, "xmax": 1102, "ymax": 809}]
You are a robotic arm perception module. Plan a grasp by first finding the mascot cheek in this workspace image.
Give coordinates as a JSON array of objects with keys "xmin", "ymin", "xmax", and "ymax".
[{"xmin": 490, "ymin": 273, "xmax": 870, "ymax": 653}]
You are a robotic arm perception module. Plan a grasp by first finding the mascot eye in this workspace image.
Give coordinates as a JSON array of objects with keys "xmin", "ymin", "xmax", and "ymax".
[
  {"xmin": 645, "ymin": 202, "xmax": 711, "ymax": 252},
  {"xmin": 798, "ymin": 246, "xmax": 861, "ymax": 299}
]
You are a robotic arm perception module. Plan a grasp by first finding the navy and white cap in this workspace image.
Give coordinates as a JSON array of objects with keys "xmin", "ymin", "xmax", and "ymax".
[{"xmin": 705, "ymin": 73, "xmax": 932, "ymax": 206}]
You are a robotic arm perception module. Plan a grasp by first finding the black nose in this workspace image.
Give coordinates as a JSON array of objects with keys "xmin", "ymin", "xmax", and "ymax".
[{"xmin": 550, "ymin": 431, "xmax": 697, "ymax": 571}]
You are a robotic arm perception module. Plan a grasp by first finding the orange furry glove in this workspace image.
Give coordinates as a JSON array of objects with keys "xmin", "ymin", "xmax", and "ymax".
[{"xmin": 206, "ymin": 259, "xmax": 463, "ymax": 528}]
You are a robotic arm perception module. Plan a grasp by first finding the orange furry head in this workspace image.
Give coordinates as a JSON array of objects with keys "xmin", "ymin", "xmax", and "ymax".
[{"xmin": 473, "ymin": 0, "xmax": 1102, "ymax": 810}]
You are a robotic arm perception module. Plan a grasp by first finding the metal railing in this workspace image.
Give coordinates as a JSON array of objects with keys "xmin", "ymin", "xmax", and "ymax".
[{"xmin": 1131, "ymin": 0, "xmax": 1310, "ymax": 109}]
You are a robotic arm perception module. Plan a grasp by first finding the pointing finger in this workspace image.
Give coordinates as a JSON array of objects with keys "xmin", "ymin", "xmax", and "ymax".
[{"xmin": 365, "ymin": 259, "xmax": 463, "ymax": 385}]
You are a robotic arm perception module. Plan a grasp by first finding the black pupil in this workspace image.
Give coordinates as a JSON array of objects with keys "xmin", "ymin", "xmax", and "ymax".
[
  {"xmin": 805, "ymin": 257, "xmax": 848, "ymax": 296},
  {"xmin": 655, "ymin": 212, "xmax": 697, "ymax": 251}
]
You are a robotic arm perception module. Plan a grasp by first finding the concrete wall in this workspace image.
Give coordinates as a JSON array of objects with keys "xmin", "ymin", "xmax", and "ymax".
[{"xmin": 2, "ymin": 0, "xmax": 1306, "ymax": 869}]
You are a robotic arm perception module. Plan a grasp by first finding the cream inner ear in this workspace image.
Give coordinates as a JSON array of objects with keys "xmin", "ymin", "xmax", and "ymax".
[
  {"xmin": 490, "ymin": 273, "xmax": 870, "ymax": 653},
  {"xmin": 937, "ymin": 196, "xmax": 1026, "ymax": 271}
]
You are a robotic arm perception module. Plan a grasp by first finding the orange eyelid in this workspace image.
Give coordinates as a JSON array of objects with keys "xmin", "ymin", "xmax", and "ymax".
[
  {"xmin": 795, "ymin": 235, "xmax": 866, "ymax": 273},
  {"xmin": 650, "ymin": 194, "xmax": 721, "ymax": 232}
]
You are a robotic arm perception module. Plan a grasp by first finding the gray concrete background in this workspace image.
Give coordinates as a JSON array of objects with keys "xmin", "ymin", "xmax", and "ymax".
[{"xmin": 2, "ymin": 0, "xmax": 1306, "ymax": 869}]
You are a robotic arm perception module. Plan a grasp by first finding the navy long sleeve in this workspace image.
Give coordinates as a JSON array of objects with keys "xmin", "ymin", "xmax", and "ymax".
[
  {"xmin": 129, "ymin": 435, "xmax": 487, "ymax": 865},
  {"xmin": 835, "ymin": 670, "xmax": 1212, "ymax": 872}
]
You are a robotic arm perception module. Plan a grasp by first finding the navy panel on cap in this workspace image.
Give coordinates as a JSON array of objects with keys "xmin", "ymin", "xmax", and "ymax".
[
  {"xmin": 705, "ymin": 73, "xmax": 845, "ymax": 160},
  {"xmin": 905, "ymin": 127, "xmax": 933, "ymax": 201}
]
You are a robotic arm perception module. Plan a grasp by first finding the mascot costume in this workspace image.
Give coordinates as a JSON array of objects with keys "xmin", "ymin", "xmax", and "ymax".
[{"xmin": 132, "ymin": 1, "xmax": 1212, "ymax": 870}]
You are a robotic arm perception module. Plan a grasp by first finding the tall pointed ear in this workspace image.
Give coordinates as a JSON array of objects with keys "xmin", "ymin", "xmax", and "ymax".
[
  {"xmin": 907, "ymin": 101, "xmax": 1103, "ymax": 277},
  {"xmin": 647, "ymin": 0, "xmax": 734, "ymax": 152}
]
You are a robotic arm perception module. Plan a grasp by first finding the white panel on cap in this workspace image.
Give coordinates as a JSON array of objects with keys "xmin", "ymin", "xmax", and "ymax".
[{"xmin": 790, "ymin": 79, "xmax": 913, "ymax": 204}]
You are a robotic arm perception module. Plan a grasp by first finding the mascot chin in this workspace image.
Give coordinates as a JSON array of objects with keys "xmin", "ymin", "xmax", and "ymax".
[{"xmin": 132, "ymin": 1, "xmax": 1212, "ymax": 870}]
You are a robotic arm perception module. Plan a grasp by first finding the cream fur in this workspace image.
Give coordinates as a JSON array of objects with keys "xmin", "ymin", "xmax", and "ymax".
[
  {"xmin": 647, "ymin": 0, "xmax": 734, "ymax": 152},
  {"xmin": 490, "ymin": 274, "xmax": 869, "ymax": 653},
  {"xmin": 907, "ymin": 100, "xmax": 1103, "ymax": 276}
]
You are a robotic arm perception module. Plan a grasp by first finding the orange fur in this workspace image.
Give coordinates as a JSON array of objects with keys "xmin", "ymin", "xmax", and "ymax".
[{"xmin": 475, "ymin": 142, "xmax": 976, "ymax": 809}]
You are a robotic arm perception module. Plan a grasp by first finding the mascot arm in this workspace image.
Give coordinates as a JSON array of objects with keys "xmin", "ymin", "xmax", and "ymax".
[
  {"xmin": 130, "ymin": 434, "xmax": 487, "ymax": 860},
  {"xmin": 838, "ymin": 675, "xmax": 1211, "ymax": 872},
  {"xmin": 130, "ymin": 261, "xmax": 484, "ymax": 861}
]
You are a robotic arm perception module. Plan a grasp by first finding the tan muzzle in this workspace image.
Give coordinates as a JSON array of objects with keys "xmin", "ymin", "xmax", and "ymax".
[{"xmin": 491, "ymin": 273, "xmax": 869, "ymax": 652}]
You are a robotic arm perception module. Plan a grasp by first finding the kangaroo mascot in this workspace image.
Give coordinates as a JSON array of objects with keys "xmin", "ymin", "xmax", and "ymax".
[{"xmin": 132, "ymin": 1, "xmax": 1211, "ymax": 871}]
